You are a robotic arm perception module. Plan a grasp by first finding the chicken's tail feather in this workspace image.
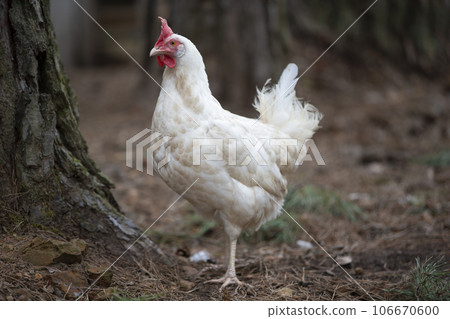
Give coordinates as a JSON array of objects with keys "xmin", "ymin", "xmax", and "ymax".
[{"xmin": 253, "ymin": 63, "xmax": 323, "ymax": 142}]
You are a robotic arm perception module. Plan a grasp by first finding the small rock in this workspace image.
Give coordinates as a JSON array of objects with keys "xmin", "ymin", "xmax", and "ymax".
[
  {"xmin": 22, "ymin": 249, "xmax": 55, "ymax": 266},
  {"xmin": 6, "ymin": 295, "xmax": 13, "ymax": 301},
  {"xmin": 35, "ymin": 273, "xmax": 43, "ymax": 280},
  {"xmin": 46, "ymin": 270, "xmax": 89, "ymax": 299},
  {"xmin": 85, "ymin": 265, "xmax": 113, "ymax": 287},
  {"xmin": 336, "ymin": 255, "xmax": 352, "ymax": 266},
  {"xmin": 21, "ymin": 237, "xmax": 86, "ymax": 266},
  {"xmin": 277, "ymin": 287, "xmax": 293, "ymax": 298},
  {"xmin": 189, "ymin": 250, "xmax": 211, "ymax": 263},
  {"xmin": 179, "ymin": 279, "xmax": 195, "ymax": 290},
  {"xmin": 54, "ymin": 239, "xmax": 87, "ymax": 264},
  {"xmin": 296, "ymin": 240, "xmax": 313, "ymax": 250},
  {"xmin": 180, "ymin": 265, "xmax": 198, "ymax": 278}
]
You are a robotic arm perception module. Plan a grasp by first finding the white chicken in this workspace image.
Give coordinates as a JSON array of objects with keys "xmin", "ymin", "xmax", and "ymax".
[{"xmin": 149, "ymin": 18, "xmax": 322, "ymax": 289}]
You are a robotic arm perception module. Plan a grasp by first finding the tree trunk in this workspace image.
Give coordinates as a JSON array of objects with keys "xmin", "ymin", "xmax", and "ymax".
[{"xmin": 0, "ymin": 0, "xmax": 168, "ymax": 262}]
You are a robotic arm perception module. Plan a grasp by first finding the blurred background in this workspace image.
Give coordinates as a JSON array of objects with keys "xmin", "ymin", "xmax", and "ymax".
[
  {"xmin": 51, "ymin": 0, "xmax": 450, "ymax": 113},
  {"xmin": 46, "ymin": 0, "xmax": 449, "ymax": 299}
]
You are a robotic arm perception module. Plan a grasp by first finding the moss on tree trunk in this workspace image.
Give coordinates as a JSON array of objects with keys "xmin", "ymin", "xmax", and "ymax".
[{"xmin": 0, "ymin": 0, "xmax": 167, "ymax": 261}]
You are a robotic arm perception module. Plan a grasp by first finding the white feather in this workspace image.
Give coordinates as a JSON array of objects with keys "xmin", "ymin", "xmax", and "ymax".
[
  {"xmin": 254, "ymin": 63, "xmax": 323, "ymax": 142},
  {"xmin": 151, "ymin": 33, "xmax": 323, "ymax": 272},
  {"xmin": 152, "ymin": 36, "xmax": 323, "ymax": 231}
]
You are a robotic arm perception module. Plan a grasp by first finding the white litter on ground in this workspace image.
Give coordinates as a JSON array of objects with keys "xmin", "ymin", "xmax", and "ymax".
[
  {"xmin": 296, "ymin": 240, "xmax": 313, "ymax": 250},
  {"xmin": 189, "ymin": 250, "xmax": 211, "ymax": 263}
]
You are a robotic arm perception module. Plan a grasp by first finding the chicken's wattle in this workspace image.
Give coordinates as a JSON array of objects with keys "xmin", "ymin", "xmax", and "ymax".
[{"xmin": 157, "ymin": 55, "xmax": 176, "ymax": 68}]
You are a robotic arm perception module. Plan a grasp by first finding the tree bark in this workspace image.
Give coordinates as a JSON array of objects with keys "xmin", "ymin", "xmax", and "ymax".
[{"xmin": 0, "ymin": 0, "xmax": 168, "ymax": 262}]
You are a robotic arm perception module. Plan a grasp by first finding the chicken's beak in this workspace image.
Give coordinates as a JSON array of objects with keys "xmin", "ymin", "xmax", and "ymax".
[{"xmin": 150, "ymin": 47, "xmax": 165, "ymax": 57}]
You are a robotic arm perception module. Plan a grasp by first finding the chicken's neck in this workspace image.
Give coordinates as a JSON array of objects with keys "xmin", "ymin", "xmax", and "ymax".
[
  {"xmin": 153, "ymin": 43, "xmax": 223, "ymax": 135},
  {"xmin": 162, "ymin": 61, "xmax": 211, "ymax": 102}
]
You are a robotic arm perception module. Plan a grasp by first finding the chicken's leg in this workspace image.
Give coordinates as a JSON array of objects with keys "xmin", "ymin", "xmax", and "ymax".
[{"xmin": 206, "ymin": 237, "xmax": 243, "ymax": 290}]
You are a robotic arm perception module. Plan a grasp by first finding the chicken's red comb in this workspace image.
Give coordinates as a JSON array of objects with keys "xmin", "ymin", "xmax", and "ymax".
[{"xmin": 155, "ymin": 17, "xmax": 174, "ymax": 47}]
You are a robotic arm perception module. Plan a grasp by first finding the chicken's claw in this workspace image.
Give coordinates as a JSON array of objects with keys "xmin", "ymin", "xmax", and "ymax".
[{"xmin": 206, "ymin": 275, "xmax": 252, "ymax": 291}]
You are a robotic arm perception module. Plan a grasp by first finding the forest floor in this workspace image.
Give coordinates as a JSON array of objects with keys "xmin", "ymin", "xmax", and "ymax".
[{"xmin": 1, "ymin": 47, "xmax": 449, "ymax": 300}]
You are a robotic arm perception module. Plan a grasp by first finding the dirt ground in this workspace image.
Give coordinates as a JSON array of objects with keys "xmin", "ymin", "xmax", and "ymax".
[{"xmin": 1, "ymin": 44, "xmax": 449, "ymax": 300}]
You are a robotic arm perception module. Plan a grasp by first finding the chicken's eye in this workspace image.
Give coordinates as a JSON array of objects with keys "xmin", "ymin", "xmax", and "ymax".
[{"xmin": 170, "ymin": 41, "xmax": 176, "ymax": 46}]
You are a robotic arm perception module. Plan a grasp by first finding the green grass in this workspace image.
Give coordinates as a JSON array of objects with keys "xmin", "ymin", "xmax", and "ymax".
[
  {"xmin": 392, "ymin": 256, "xmax": 450, "ymax": 300},
  {"xmin": 284, "ymin": 185, "xmax": 364, "ymax": 221},
  {"xmin": 243, "ymin": 185, "xmax": 365, "ymax": 244},
  {"xmin": 243, "ymin": 213, "xmax": 298, "ymax": 244},
  {"xmin": 149, "ymin": 185, "xmax": 364, "ymax": 245},
  {"xmin": 417, "ymin": 150, "xmax": 450, "ymax": 167},
  {"xmin": 404, "ymin": 193, "xmax": 446, "ymax": 215}
]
